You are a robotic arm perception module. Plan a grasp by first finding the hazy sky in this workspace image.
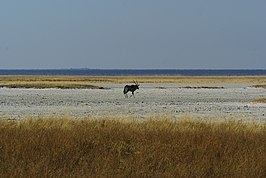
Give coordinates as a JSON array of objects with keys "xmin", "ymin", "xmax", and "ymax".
[{"xmin": 1, "ymin": 0, "xmax": 266, "ymax": 69}]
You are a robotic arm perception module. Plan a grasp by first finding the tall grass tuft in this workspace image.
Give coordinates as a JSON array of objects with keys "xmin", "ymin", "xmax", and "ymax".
[{"xmin": 0, "ymin": 116, "xmax": 265, "ymax": 177}]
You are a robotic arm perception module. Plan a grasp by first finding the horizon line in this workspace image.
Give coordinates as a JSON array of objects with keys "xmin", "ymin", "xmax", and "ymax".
[{"xmin": 1, "ymin": 68, "xmax": 266, "ymax": 70}]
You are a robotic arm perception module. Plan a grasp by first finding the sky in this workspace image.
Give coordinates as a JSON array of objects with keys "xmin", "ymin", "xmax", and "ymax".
[{"xmin": 0, "ymin": 0, "xmax": 266, "ymax": 69}]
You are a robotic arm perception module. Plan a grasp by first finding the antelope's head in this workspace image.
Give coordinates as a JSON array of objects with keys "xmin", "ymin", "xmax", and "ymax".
[{"xmin": 134, "ymin": 81, "xmax": 139, "ymax": 89}]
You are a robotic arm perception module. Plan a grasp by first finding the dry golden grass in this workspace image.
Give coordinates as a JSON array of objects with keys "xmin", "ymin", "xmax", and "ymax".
[
  {"xmin": 0, "ymin": 116, "xmax": 265, "ymax": 177},
  {"xmin": 253, "ymin": 98, "xmax": 266, "ymax": 103},
  {"xmin": 1, "ymin": 75, "xmax": 266, "ymax": 84},
  {"xmin": 0, "ymin": 81, "xmax": 105, "ymax": 89},
  {"xmin": 178, "ymin": 86, "xmax": 224, "ymax": 89},
  {"xmin": 253, "ymin": 84, "xmax": 266, "ymax": 89},
  {"xmin": 0, "ymin": 75, "xmax": 265, "ymax": 89},
  {"xmin": 0, "ymin": 76, "xmax": 106, "ymax": 89}
]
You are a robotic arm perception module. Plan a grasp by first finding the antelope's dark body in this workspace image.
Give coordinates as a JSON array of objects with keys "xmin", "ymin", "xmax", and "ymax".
[{"xmin": 123, "ymin": 84, "xmax": 139, "ymax": 98}]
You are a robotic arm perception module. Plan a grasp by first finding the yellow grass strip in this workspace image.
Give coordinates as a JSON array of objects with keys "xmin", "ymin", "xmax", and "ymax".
[
  {"xmin": 0, "ymin": 116, "xmax": 265, "ymax": 177},
  {"xmin": 178, "ymin": 86, "xmax": 224, "ymax": 89},
  {"xmin": 253, "ymin": 84, "xmax": 266, "ymax": 89},
  {"xmin": 0, "ymin": 81, "xmax": 105, "ymax": 89},
  {"xmin": 1, "ymin": 75, "xmax": 266, "ymax": 88},
  {"xmin": 253, "ymin": 98, "xmax": 266, "ymax": 103},
  {"xmin": 1, "ymin": 75, "xmax": 266, "ymax": 83}
]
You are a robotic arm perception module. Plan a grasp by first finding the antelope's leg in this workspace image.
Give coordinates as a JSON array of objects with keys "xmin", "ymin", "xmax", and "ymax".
[{"xmin": 131, "ymin": 91, "xmax": 135, "ymax": 98}]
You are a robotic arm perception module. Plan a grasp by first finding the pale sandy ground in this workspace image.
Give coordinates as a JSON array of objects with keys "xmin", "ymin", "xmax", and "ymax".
[{"xmin": 0, "ymin": 83, "xmax": 265, "ymax": 121}]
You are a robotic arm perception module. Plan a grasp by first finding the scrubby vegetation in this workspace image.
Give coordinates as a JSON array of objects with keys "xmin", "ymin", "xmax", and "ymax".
[
  {"xmin": 0, "ymin": 116, "xmax": 265, "ymax": 177},
  {"xmin": 178, "ymin": 86, "xmax": 224, "ymax": 89},
  {"xmin": 253, "ymin": 98, "xmax": 266, "ymax": 103},
  {"xmin": 253, "ymin": 84, "xmax": 266, "ymax": 89}
]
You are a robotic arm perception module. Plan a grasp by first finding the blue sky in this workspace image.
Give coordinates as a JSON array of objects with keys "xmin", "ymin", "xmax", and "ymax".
[{"xmin": 0, "ymin": 0, "xmax": 266, "ymax": 69}]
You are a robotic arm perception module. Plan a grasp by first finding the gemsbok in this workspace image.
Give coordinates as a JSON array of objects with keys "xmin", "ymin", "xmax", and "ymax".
[{"xmin": 123, "ymin": 81, "xmax": 139, "ymax": 98}]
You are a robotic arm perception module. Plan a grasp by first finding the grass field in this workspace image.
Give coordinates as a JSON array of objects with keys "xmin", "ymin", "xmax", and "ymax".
[
  {"xmin": 0, "ymin": 116, "xmax": 265, "ymax": 177},
  {"xmin": 0, "ymin": 75, "xmax": 266, "ymax": 89}
]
